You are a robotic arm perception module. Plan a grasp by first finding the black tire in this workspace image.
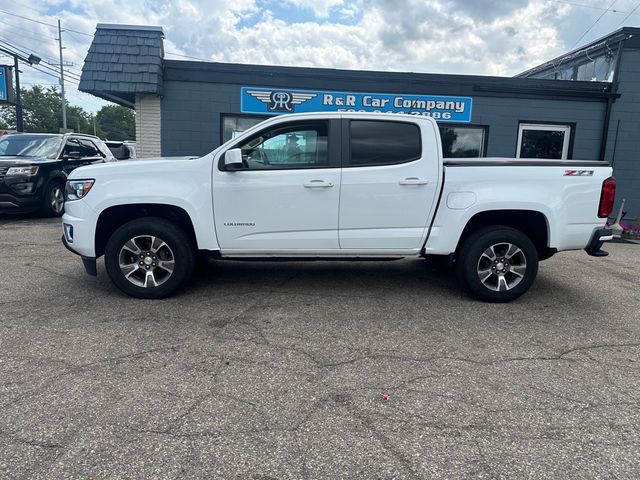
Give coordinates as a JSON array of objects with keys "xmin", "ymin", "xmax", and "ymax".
[
  {"xmin": 456, "ymin": 226, "xmax": 538, "ymax": 303},
  {"xmin": 40, "ymin": 181, "xmax": 65, "ymax": 217},
  {"xmin": 104, "ymin": 217, "xmax": 195, "ymax": 299}
]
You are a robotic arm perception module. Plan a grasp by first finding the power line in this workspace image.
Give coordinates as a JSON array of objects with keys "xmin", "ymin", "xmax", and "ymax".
[
  {"xmin": 0, "ymin": 8, "xmax": 93, "ymax": 37},
  {"xmin": 614, "ymin": 2, "xmax": 640, "ymax": 27},
  {"xmin": 0, "ymin": 19, "xmax": 87, "ymax": 73},
  {"xmin": 0, "ymin": 19, "xmax": 57, "ymax": 43},
  {"xmin": 0, "ymin": 20, "xmax": 89, "ymax": 76},
  {"xmin": 0, "ymin": 38, "xmax": 33, "ymax": 57},
  {"xmin": 39, "ymin": 62, "xmax": 82, "ymax": 81},
  {"xmin": 571, "ymin": 0, "xmax": 618, "ymax": 49},
  {"xmin": 547, "ymin": 0, "xmax": 630, "ymax": 13},
  {"xmin": 28, "ymin": 65, "xmax": 60, "ymax": 79},
  {"xmin": 64, "ymin": 31, "xmax": 92, "ymax": 63},
  {"xmin": 0, "ymin": 38, "xmax": 82, "ymax": 80},
  {"xmin": 165, "ymin": 51, "xmax": 211, "ymax": 62}
]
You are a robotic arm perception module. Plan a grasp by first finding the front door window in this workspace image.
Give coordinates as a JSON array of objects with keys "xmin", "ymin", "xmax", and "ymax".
[{"xmin": 238, "ymin": 123, "xmax": 328, "ymax": 170}]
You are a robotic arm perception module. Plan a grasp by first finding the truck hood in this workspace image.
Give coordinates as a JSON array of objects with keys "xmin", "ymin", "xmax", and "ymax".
[{"xmin": 67, "ymin": 156, "xmax": 202, "ymax": 179}]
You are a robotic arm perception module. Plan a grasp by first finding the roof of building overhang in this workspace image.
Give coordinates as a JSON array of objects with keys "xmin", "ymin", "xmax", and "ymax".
[{"xmin": 79, "ymin": 24, "xmax": 164, "ymax": 107}]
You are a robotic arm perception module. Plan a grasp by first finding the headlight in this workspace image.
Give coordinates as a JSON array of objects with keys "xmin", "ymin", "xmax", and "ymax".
[
  {"xmin": 65, "ymin": 179, "xmax": 95, "ymax": 201},
  {"xmin": 6, "ymin": 166, "xmax": 39, "ymax": 176}
]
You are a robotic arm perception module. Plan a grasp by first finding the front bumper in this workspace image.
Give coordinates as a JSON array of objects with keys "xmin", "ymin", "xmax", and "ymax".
[
  {"xmin": 0, "ymin": 178, "xmax": 43, "ymax": 213},
  {"xmin": 0, "ymin": 192, "xmax": 41, "ymax": 213},
  {"xmin": 61, "ymin": 233, "xmax": 97, "ymax": 276},
  {"xmin": 61, "ymin": 200, "xmax": 99, "ymax": 276},
  {"xmin": 584, "ymin": 228, "xmax": 613, "ymax": 257}
]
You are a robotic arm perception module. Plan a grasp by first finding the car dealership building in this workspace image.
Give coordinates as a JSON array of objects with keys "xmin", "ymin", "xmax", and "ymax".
[{"xmin": 79, "ymin": 24, "xmax": 640, "ymax": 217}]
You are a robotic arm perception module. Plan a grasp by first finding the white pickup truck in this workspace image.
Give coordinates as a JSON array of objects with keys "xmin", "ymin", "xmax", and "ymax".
[{"xmin": 61, "ymin": 113, "xmax": 616, "ymax": 302}]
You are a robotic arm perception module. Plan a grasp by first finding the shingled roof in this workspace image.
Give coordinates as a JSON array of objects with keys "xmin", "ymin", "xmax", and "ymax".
[{"xmin": 79, "ymin": 24, "xmax": 164, "ymax": 106}]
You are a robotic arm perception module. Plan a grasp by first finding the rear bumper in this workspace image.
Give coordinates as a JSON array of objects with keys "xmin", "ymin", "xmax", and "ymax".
[{"xmin": 584, "ymin": 228, "xmax": 613, "ymax": 257}]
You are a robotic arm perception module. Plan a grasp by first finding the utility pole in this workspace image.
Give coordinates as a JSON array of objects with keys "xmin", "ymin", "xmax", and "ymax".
[
  {"xmin": 57, "ymin": 19, "xmax": 67, "ymax": 131},
  {"xmin": 13, "ymin": 55, "xmax": 22, "ymax": 132},
  {"xmin": 0, "ymin": 45, "xmax": 40, "ymax": 132},
  {"xmin": 93, "ymin": 115, "xmax": 97, "ymax": 136}
]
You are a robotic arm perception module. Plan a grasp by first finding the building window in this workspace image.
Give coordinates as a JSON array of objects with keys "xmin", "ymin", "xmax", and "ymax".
[
  {"xmin": 517, "ymin": 123, "xmax": 572, "ymax": 160},
  {"xmin": 439, "ymin": 126, "xmax": 486, "ymax": 158},
  {"xmin": 222, "ymin": 115, "xmax": 269, "ymax": 143},
  {"xmin": 349, "ymin": 120, "xmax": 421, "ymax": 166}
]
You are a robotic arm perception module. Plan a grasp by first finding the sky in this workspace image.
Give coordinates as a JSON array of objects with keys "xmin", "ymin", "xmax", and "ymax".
[{"xmin": 0, "ymin": 0, "xmax": 638, "ymax": 113}]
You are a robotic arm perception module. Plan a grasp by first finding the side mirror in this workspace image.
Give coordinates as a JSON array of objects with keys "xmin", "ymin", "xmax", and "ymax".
[
  {"xmin": 224, "ymin": 148, "xmax": 243, "ymax": 169},
  {"xmin": 63, "ymin": 151, "xmax": 81, "ymax": 160}
]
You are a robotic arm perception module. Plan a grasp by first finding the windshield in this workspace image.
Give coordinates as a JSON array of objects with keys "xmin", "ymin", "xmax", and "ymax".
[{"xmin": 0, "ymin": 135, "xmax": 63, "ymax": 159}]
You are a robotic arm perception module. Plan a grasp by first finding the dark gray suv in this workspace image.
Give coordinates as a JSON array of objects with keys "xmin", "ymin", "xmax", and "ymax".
[{"xmin": 0, "ymin": 133, "xmax": 114, "ymax": 217}]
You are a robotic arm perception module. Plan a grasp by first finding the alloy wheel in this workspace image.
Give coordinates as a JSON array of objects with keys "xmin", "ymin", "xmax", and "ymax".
[
  {"xmin": 51, "ymin": 186, "xmax": 64, "ymax": 214},
  {"xmin": 118, "ymin": 235, "xmax": 175, "ymax": 288},
  {"xmin": 476, "ymin": 242, "xmax": 527, "ymax": 292}
]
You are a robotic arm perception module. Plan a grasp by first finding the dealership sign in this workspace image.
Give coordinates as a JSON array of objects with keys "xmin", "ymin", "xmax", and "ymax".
[
  {"xmin": 241, "ymin": 86, "xmax": 472, "ymax": 123},
  {"xmin": 0, "ymin": 66, "xmax": 8, "ymax": 102}
]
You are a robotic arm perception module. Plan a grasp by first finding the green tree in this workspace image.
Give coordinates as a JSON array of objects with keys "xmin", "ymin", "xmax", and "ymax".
[
  {"xmin": 95, "ymin": 105, "xmax": 135, "ymax": 141},
  {"xmin": 67, "ymin": 105, "xmax": 99, "ymax": 136},
  {"xmin": 6, "ymin": 85, "xmax": 60, "ymax": 132},
  {"xmin": 0, "ymin": 85, "xmax": 99, "ymax": 135}
]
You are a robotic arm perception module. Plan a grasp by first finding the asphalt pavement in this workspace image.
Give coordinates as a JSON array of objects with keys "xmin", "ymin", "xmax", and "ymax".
[{"xmin": 1, "ymin": 216, "xmax": 639, "ymax": 479}]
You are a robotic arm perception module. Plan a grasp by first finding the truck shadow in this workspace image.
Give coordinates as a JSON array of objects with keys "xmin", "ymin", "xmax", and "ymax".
[
  {"xmin": 185, "ymin": 256, "xmax": 594, "ymax": 309},
  {"xmin": 188, "ymin": 257, "xmax": 472, "ymax": 303}
]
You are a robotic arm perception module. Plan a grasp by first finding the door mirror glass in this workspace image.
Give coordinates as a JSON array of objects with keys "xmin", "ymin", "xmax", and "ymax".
[
  {"xmin": 63, "ymin": 151, "xmax": 81, "ymax": 160},
  {"xmin": 224, "ymin": 148, "xmax": 243, "ymax": 169}
]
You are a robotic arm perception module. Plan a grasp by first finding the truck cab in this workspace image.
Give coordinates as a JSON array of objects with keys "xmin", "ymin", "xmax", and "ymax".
[{"xmin": 214, "ymin": 114, "xmax": 441, "ymax": 253}]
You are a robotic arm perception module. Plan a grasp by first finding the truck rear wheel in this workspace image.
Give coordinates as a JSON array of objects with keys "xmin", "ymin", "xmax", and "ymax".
[
  {"xmin": 104, "ymin": 217, "xmax": 195, "ymax": 299},
  {"xmin": 456, "ymin": 226, "xmax": 538, "ymax": 303}
]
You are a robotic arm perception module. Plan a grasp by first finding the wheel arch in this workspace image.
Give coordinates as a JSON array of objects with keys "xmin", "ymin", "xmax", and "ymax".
[
  {"xmin": 455, "ymin": 209, "xmax": 554, "ymax": 260},
  {"xmin": 44, "ymin": 170, "xmax": 67, "ymax": 189},
  {"xmin": 95, "ymin": 203, "xmax": 198, "ymax": 258}
]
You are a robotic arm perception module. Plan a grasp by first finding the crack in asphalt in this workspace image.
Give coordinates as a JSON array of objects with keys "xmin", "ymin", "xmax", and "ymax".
[{"xmin": 0, "ymin": 429, "xmax": 64, "ymax": 450}]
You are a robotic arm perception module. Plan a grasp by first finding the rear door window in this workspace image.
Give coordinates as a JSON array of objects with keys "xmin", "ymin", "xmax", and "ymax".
[{"xmin": 349, "ymin": 120, "xmax": 422, "ymax": 167}]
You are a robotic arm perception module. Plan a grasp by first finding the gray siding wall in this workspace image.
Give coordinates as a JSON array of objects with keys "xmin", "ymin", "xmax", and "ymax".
[
  {"xmin": 472, "ymin": 97, "xmax": 605, "ymax": 159},
  {"xmin": 161, "ymin": 81, "xmax": 240, "ymax": 156},
  {"xmin": 161, "ymin": 80, "xmax": 606, "ymax": 165},
  {"xmin": 605, "ymin": 48, "xmax": 640, "ymax": 218}
]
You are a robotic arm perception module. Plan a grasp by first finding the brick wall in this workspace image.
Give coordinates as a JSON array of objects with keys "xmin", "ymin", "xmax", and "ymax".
[{"xmin": 135, "ymin": 94, "xmax": 162, "ymax": 158}]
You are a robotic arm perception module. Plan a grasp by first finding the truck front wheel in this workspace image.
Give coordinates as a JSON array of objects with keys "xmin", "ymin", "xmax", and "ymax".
[
  {"xmin": 457, "ymin": 226, "xmax": 538, "ymax": 303},
  {"xmin": 104, "ymin": 217, "xmax": 195, "ymax": 299}
]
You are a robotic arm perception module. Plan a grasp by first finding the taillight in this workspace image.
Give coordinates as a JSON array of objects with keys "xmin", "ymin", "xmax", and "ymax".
[{"xmin": 598, "ymin": 176, "xmax": 616, "ymax": 218}]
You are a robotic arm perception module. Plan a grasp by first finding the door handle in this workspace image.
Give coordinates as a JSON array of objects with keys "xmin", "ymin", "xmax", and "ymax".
[
  {"xmin": 303, "ymin": 180, "xmax": 334, "ymax": 188},
  {"xmin": 399, "ymin": 177, "xmax": 428, "ymax": 186}
]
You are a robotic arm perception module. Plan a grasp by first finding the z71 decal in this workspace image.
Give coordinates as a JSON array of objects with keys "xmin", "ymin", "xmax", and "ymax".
[{"xmin": 564, "ymin": 170, "xmax": 594, "ymax": 176}]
